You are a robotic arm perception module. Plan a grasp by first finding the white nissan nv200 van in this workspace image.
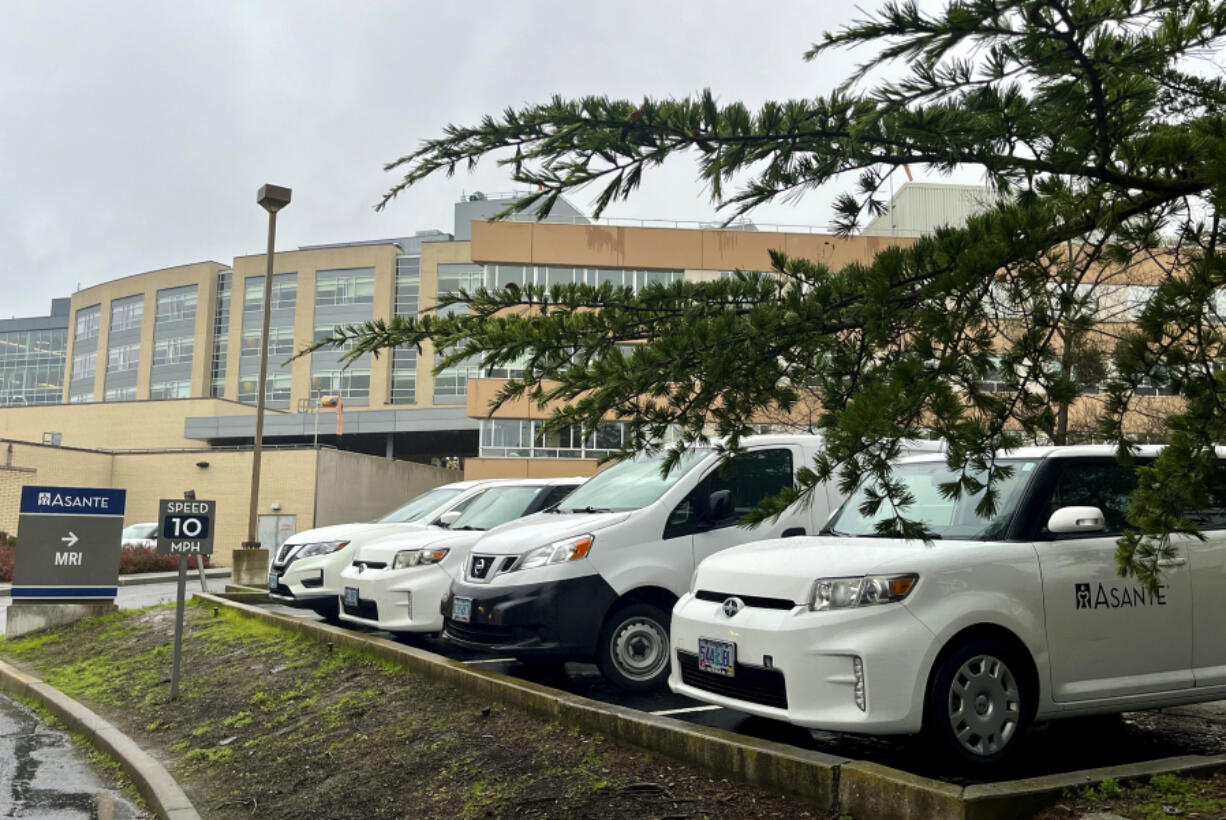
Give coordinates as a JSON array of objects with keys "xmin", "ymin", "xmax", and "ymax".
[{"xmin": 440, "ymin": 435, "xmax": 942, "ymax": 689}]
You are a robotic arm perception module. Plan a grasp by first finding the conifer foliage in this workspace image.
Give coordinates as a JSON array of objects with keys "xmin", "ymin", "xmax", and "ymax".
[{"xmin": 311, "ymin": 0, "xmax": 1226, "ymax": 587}]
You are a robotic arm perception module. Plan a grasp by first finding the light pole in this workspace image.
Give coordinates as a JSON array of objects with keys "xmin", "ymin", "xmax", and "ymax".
[{"xmin": 243, "ymin": 184, "xmax": 292, "ymax": 555}]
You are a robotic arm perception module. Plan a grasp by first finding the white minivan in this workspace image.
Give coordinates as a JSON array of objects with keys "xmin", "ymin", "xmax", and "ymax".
[
  {"xmin": 337, "ymin": 477, "xmax": 584, "ymax": 633},
  {"xmin": 439, "ymin": 435, "xmax": 943, "ymax": 690},
  {"xmin": 268, "ymin": 479, "xmax": 504, "ymax": 618},
  {"xmin": 669, "ymin": 445, "xmax": 1226, "ymax": 766}
]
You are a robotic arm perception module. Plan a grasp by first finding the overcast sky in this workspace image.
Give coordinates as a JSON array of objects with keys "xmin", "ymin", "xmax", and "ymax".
[{"xmin": 1, "ymin": 0, "xmax": 984, "ymax": 318}]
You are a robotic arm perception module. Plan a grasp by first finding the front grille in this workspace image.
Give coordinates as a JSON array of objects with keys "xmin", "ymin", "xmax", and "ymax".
[
  {"xmin": 342, "ymin": 597, "xmax": 379, "ymax": 621},
  {"xmin": 469, "ymin": 554, "xmax": 496, "ymax": 580},
  {"xmin": 694, "ymin": 590, "xmax": 796, "ymax": 611},
  {"xmin": 445, "ymin": 618, "xmax": 514, "ymax": 645},
  {"xmin": 352, "ymin": 561, "xmax": 387, "ymax": 571},
  {"xmin": 676, "ymin": 650, "xmax": 788, "ymax": 709}
]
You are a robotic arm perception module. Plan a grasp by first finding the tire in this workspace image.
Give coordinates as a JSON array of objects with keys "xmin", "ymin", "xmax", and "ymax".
[
  {"xmin": 924, "ymin": 638, "xmax": 1031, "ymax": 767},
  {"xmin": 596, "ymin": 603, "xmax": 672, "ymax": 691}
]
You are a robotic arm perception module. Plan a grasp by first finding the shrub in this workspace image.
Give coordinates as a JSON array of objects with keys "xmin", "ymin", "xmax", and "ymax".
[
  {"xmin": 0, "ymin": 542, "xmax": 13, "ymax": 583},
  {"xmin": 118, "ymin": 546, "xmax": 211, "ymax": 574}
]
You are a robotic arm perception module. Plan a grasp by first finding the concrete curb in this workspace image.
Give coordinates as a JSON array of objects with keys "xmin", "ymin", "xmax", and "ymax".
[
  {"xmin": 0, "ymin": 658, "xmax": 200, "ymax": 820},
  {"xmin": 0, "ymin": 568, "xmax": 231, "ymax": 598},
  {"xmin": 203, "ymin": 593, "xmax": 1226, "ymax": 819}
]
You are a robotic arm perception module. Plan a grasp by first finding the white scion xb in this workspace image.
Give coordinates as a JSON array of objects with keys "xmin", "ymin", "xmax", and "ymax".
[
  {"xmin": 268, "ymin": 479, "xmax": 503, "ymax": 618},
  {"xmin": 670, "ymin": 445, "xmax": 1226, "ymax": 766},
  {"xmin": 337, "ymin": 477, "xmax": 584, "ymax": 633}
]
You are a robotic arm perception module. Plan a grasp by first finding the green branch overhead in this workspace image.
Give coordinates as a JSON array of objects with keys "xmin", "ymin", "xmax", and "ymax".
[{"xmin": 308, "ymin": 0, "xmax": 1226, "ymax": 590}]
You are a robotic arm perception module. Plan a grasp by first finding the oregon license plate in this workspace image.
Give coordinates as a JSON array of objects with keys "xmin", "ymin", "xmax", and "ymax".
[
  {"xmin": 452, "ymin": 596, "xmax": 473, "ymax": 623},
  {"xmin": 343, "ymin": 587, "xmax": 359, "ymax": 608},
  {"xmin": 698, "ymin": 637, "xmax": 736, "ymax": 677},
  {"xmin": 267, "ymin": 571, "xmax": 279, "ymax": 590}
]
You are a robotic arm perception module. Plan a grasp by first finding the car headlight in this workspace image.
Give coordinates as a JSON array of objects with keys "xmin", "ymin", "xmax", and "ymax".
[
  {"xmin": 391, "ymin": 548, "xmax": 449, "ymax": 570},
  {"xmin": 808, "ymin": 574, "xmax": 917, "ymax": 611},
  {"xmin": 295, "ymin": 540, "xmax": 350, "ymax": 559},
  {"xmin": 518, "ymin": 534, "xmax": 594, "ymax": 571}
]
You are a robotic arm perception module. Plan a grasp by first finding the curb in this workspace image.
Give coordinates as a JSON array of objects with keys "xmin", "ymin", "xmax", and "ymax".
[
  {"xmin": 207, "ymin": 594, "xmax": 1226, "ymax": 819},
  {"xmin": 0, "ymin": 658, "xmax": 200, "ymax": 820},
  {"xmin": 0, "ymin": 568, "xmax": 231, "ymax": 598}
]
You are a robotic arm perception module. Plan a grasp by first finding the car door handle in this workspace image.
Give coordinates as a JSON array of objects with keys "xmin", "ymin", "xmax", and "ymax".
[
  {"xmin": 1156, "ymin": 557, "xmax": 1187, "ymax": 568},
  {"xmin": 782, "ymin": 527, "xmax": 806, "ymax": 538}
]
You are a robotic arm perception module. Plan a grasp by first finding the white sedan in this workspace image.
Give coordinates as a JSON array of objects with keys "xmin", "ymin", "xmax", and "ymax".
[
  {"xmin": 337, "ymin": 478, "xmax": 583, "ymax": 633},
  {"xmin": 669, "ymin": 445, "xmax": 1226, "ymax": 767}
]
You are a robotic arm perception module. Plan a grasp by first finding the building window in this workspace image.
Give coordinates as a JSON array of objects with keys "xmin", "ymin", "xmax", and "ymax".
[
  {"xmin": 210, "ymin": 270, "xmax": 231, "ymax": 398},
  {"xmin": 433, "ymin": 354, "xmax": 482, "ymax": 401},
  {"xmin": 395, "ymin": 257, "xmax": 420, "ymax": 317},
  {"xmin": 104, "ymin": 385, "xmax": 137, "ymax": 402},
  {"xmin": 389, "ymin": 348, "xmax": 416, "ymax": 404},
  {"xmin": 240, "ymin": 327, "xmax": 295, "ymax": 358},
  {"xmin": 313, "ymin": 325, "xmax": 356, "ymax": 352},
  {"xmin": 237, "ymin": 373, "xmax": 292, "ymax": 404},
  {"xmin": 155, "ymin": 286, "xmax": 198, "ymax": 324},
  {"xmin": 152, "ymin": 337, "xmax": 194, "ymax": 366},
  {"xmin": 74, "ymin": 305, "xmax": 101, "ymax": 340},
  {"xmin": 482, "ymin": 265, "xmax": 684, "ymax": 293},
  {"xmin": 150, "ymin": 379, "xmax": 191, "ymax": 400},
  {"xmin": 69, "ymin": 386, "xmax": 93, "ymax": 403},
  {"xmin": 106, "ymin": 343, "xmax": 140, "ymax": 373},
  {"xmin": 71, "ymin": 350, "xmax": 96, "ymax": 380},
  {"xmin": 311, "ymin": 369, "xmax": 370, "ymax": 402},
  {"xmin": 110, "ymin": 297, "xmax": 144, "ymax": 332},
  {"xmin": 243, "ymin": 273, "xmax": 297, "ymax": 312},
  {"xmin": 315, "ymin": 268, "xmax": 375, "ymax": 306},
  {"xmin": 479, "ymin": 419, "xmax": 631, "ymax": 460}
]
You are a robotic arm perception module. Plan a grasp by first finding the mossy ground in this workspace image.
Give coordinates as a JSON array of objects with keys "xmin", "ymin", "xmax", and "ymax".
[
  {"xmin": 1, "ymin": 601, "xmax": 823, "ymax": 819},
  {"xmin": 1033, "ymin": 772, "xmax": 1226, "ymax": 819}
]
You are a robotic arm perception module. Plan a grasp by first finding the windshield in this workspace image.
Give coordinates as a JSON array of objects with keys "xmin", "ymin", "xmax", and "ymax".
[
  {"xmin": 121, "ymin": 524, "xmax": 156, "ymax": 540},
  {"xmin": 449, "ymin": 486, "xmax": 546, "ymax": 530},
  {"xmin": 558, "ymin": 448, "xmax": 710, "ymax": 512},
  {"xmin": 825, "ymin": 459, "xmax": 1038, "ymax": 541},
  {"xmin": 377, "ymin": 487, "xmax": 464, "ymax": 523}
]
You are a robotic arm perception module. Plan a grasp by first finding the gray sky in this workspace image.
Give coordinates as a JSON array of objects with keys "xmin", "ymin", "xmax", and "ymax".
[{"xmin": 1, "ymin": 0, "xmax": 983, "ymax": 318}]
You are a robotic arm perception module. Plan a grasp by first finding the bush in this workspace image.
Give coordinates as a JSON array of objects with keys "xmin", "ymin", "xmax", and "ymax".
[
  {"xmin": 0, "ymin": 543, "xmax": 210, "ymax": 582},
  {"xmin": 118, "ymin": 546, "xmax": 211, "ymax": 574}
]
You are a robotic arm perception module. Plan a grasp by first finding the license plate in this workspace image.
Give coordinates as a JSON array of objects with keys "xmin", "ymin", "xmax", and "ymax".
[
  {"xmin": 343, "ymin": 587, "xmax": 359, "ymax": 608},
  {"xmin": 698, "ymin": 637, "xmax": 736, "ymax": 677},
  {"xmin": 452, "ymin": 596, "xmax": 473, "ymax": 623},
  {"xmin": 267, "ymin": 571, "xmax": 279, "ymax": 589}
]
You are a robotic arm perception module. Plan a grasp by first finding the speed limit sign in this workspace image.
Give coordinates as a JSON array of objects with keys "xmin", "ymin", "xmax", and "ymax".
[{"xmin": 156, "ymin": 499, "xmax": 216, "ymax": 556}]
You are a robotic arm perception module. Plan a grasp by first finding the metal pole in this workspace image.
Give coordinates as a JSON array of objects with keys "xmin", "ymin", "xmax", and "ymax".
[
  {"xmin": 170, "ymin": 554, "xmax": 187, "ymax": 700},
  {"xmin": 244, "ymin": 208, "xmax": 277, "ymax": 549}
]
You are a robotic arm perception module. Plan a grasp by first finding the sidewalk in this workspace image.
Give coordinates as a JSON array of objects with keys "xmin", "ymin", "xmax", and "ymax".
[{"xmin": 0, "ymin": 567, "xmax": 232, "ymax": 597}]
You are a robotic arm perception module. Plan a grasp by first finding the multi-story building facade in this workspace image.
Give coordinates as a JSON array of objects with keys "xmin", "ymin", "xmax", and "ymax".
[{"xmin": 0, "ymin": 298, "xmax": 69, "ymax": 408}]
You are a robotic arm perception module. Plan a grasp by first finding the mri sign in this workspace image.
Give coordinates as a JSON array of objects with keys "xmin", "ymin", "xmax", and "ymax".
[{"xmin": 156, "ymin": 499, "xmax": 216, "ymax": 556}]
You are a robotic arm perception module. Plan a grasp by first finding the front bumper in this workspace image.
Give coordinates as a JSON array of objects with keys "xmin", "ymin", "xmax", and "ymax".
[
  {"xmin": 440, "ymin": 573, "xmax": 617, "ymax": 659},
  {"xmin": 668, "ymin": 593, "xmax": 937, "ymax": 735},
  {"xmin": 336, "ymin": 565, "xmax": 451, "ymax": 633},
  {"xmin": 267, "ymin": 547, "xmax": 352, "ymax": 608}
]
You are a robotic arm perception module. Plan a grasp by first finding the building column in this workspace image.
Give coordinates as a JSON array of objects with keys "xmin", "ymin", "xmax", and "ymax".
[{"xmin": 385, "ymin": 433, "xmax": 394, "ymax": 461}]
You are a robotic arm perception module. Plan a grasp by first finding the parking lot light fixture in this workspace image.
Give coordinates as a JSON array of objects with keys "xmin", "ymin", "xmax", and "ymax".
[{"xmin": 244, "ymin": 184, "xmax": 292, "ymax": 551}]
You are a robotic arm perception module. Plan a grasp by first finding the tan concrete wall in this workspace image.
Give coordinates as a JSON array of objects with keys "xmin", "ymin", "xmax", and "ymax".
[
  {"xmin": 0, "ymin": 441, "xmax": 116, "ymax": 536},
  {"xmin": 0, "ymin": 398, "xmax": 258, "ymax": 450},
  {"xmin": 109, "ymin": 448, "xmax": 320, "ymax": 566},
  {"xmin": 470, "ymin": 221, "xmax": 908, "ymax": 271},
  {"xmin": 0, "ymin": 465, "xmax": 36, "ymax": 538},
  {"xmin": 313, "ymin": 448, "xmax": 463, "ymax": 527},
  {"xmin": 463, "ymin": 457, "xmax": 599, "ymax": 481}
]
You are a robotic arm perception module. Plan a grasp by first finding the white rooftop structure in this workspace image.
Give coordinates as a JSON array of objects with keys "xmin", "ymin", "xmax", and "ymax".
[{"xmin": 860, "ymin": 182, "xmax": 998, "ymax": 238}]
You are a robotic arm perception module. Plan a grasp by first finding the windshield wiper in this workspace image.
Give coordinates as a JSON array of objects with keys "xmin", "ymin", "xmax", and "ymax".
[
  {"xmin": 452, "ymin": 525, "xmax": 486, "ymax": 531},
  {"xmin": 820, "ymin": 527, "xmax": 852, "ymax": 537},
  {"xmin": 564, "ymin": 506, "xmax": 615, "ymax": 514}
]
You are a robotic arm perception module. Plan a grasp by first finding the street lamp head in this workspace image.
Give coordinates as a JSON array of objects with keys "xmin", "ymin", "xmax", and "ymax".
[{"xmin": 257, "ymin": 184, "xmax": 292, "ymax": 213}]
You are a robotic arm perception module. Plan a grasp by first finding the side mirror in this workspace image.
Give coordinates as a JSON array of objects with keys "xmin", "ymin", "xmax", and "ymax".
[
  {"xmin": 707, "ymin": 489, "xmax": 733, "ymax": 521},
  {"xmin": 1048, "ymin": 506, "xmax": 1106, "ymax": 534},
  {"xmin": 438, "ymin": 510, "xmax": 463, "ymax": 527}
]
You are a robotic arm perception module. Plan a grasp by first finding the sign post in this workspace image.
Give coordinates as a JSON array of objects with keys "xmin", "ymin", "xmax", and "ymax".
[
  {"xmin": 8, "ymin": 486, "xmax": 126, "ymax": 637},
  {"xmin": 156, "ymin": 497, "xmax": 215, "ymax": 700}
]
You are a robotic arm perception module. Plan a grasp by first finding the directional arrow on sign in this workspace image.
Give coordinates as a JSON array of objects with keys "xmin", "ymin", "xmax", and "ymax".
[{"xmin": 61, "ymin": 532, "xmax": 79, "ymax": 548}]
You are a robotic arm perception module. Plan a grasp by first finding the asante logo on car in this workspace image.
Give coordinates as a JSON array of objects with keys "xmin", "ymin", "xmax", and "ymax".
[{"xmin": 1075, "ymin": 581, "xmax": 1167, "ymax": 610}]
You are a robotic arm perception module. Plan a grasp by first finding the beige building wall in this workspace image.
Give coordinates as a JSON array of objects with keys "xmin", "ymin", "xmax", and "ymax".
[
  {"xmin": 0, "ymin": 441, "xmax": 117, "ymax": 536},
  {"xmin": 313, "ymin": 448, "xmax": 463, "ymax": 526},
  {"xmin": 0, "ymin": 398, "xmax": 259, "ymax": 450}
]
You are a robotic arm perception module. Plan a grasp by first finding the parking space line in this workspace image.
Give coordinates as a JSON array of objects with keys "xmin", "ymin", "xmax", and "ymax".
[
  {"xmin": 461, "ymin": 657, "xmax": 517, "ymax": 665},
  {"xmin": 650, "ymin": 705, "xmax": 724, "ymax": 716}
]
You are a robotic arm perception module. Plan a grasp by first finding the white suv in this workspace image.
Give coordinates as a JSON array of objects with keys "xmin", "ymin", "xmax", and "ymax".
[
  {"xmin": 268, "ymin": 479, "xmax": 502, "ymax": 618},
  {"xmin": 669, "ymin": 446, "xmax": 1226, "ymax": 766}
]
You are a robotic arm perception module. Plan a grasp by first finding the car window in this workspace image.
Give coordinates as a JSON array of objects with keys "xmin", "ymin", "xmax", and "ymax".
[
  {"xmin": 664, "ymin": 449, "xmax": 794, "ymax": 538},
  {"xmin": 377, "ymin": 487, "xmax": 463, "ymax": 523},
  {"xmin": 537, "ymin": 483, "xmax": 578, "ymax": 510},
  {"xmin": 1040, "ymin": 461, "xmax": 1139, "ymax": 537},
  {"xmin": 448, "ymin": 485, "xmax": 547, "ymax": 530}
]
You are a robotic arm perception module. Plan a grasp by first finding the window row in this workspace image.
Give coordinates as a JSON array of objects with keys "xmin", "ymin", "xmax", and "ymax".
[
  {"xmin": 315, "ymin": 268, "xmax": 375, "ymax": 306},
  {"xmin": 237, "ymin": 373, "xmax": 292, "ymax": 404},
  {"xmin": 310, "ymin": 370, "xmax": 370, "ymax": 401},
  {"xmin": 156, "ymin": 286, "xmax": 197, "ymax": 324},
  {"xmin": 75, "ymin": 305, "xmax": 101, "ymax": 340},
  {"xmin": 479, "ymin": 419, "xmax": 632, "ymax": 460},
  {"xmin": 152, "ymin": 337, "xmax": 194, "ymax": 366},
  {"xmin": 482, "ymin": 264, "xmax": 685, "ymax": 293},
  {"xmin": 150, "ymin": 379, "xmax": 191, "ymax": 400},
  {"xmin": 0, "ymin": 365, "xmax": 64, "ymax": 406},
  {"xmin": 395, "ymin": 257, "xmax": 420, "ymax": 317},
  {"xmin": 240, "ymin": 327, "xmax": 295, "ymax": 358},
  {"xmin": 0, "ymin": 330, "xmax": 66, "ymax": 364},
  {"xmin": 243, "ymin": 274, "xmax": 298, "ymax": 312},
  {"xmin": 107, "ymin": 343, "xmax": 140, "ymax": 373},
  {"xmin": 110, "ymin": 297, "xmax": 143, "ymax": 332},
  {"xmin": 71, "ymin": 350, "xmax": 97, "ymax": 381}
]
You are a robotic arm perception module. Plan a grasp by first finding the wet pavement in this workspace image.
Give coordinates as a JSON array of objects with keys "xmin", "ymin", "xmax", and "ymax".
[
  {"xmin": 0, "ymin": 693, "xmax": 145, "ymax": 819},
  {"xmin": 261, "ymin": 600, "xmax": 1226, "ymax": 785}
]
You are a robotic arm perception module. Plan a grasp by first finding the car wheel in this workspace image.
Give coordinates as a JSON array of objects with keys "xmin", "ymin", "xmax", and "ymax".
[
  {"xmin": 925, "ymin": 638, "xmax": 1031, "ymax": 767},
  {"xmin": 596, "ymin": 603, "xmax": 672, "ymax": 691}
]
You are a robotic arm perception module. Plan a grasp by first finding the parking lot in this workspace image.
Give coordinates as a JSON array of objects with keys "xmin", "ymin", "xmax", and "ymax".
[{"xmin": 254, "ymin": 598, "xmax": 1226, "ymax": 786}]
